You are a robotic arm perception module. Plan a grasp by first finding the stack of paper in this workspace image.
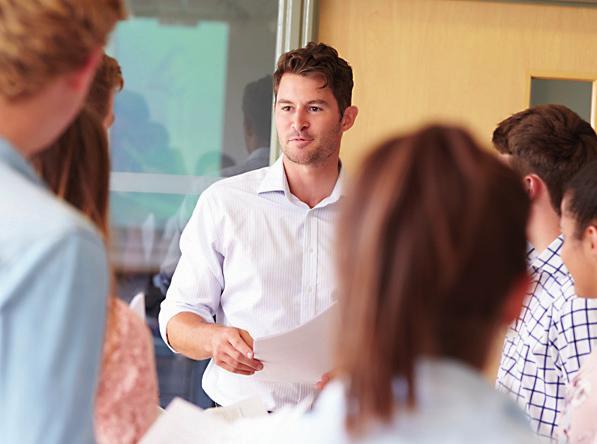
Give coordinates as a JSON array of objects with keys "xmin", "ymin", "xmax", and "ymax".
[
  {"xmin": 141, "ymin": 396, "xmax": 268, "ymax": 444},
  {"xmin": 253, "ymin": 303, "xmax": 339, "ymax": 384}
]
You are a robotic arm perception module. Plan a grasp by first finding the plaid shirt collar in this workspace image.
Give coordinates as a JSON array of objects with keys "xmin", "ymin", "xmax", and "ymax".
[{"xmin": 527, "ymin": 235, "xmax": 569, "ymax": 282}]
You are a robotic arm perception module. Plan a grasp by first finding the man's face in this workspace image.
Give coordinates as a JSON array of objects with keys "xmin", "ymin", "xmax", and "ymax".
[
  {"xmin": 275, "ymin": 73, "xmax": 345, "ymax": 166},
  {"xmin": 560, "ymin": 198, "xmax": 597, "ymax": 297}
]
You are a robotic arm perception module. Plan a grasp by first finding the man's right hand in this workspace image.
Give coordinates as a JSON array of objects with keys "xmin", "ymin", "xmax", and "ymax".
[{"xmin": 210, "ymin": 326, "xmax": 263, "ymax": 375}]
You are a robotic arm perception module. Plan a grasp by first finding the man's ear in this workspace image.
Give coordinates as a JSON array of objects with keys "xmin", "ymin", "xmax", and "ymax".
[
  {"xmin": 523, "ymin": 174, "xmax": 543, "ymax": 202},
  {"xmin": 340, "ymin": 105, "xmax": 358, "ymax": 132},
  {"xmin": 64, "ymin": 47, "xmax": 102, "ymax": 93},
  {"xmin": 501, "ymin": 274, "xmax": 531, "ymax": 326}
]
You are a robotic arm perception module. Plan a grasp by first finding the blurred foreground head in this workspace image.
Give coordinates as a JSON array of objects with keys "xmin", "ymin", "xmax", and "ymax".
[
  {"xmin": 0, "ymin": 0, "xmax": 125, "ymax": 101},
  {"xmin": 337, "ymin": 124, "xmax": 530, "ymax": 432},
  {"xmin": 0, "ymin": 0, "xmax": 126, "ymax": 152}
]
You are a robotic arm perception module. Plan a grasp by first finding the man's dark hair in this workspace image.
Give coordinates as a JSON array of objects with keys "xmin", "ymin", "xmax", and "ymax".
[
  {"xmin": 564, "ymin": 160, "xmax": 597, "ymax": 238},
  {"xmin": 273, "ymin": 42, "xmax": 353, "ymax": 116},
  {"xmin": 492, "ymin": 104, "xmax": 597, "ymax": 214}
]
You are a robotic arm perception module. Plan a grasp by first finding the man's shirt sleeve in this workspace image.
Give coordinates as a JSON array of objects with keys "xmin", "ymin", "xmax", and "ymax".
[{"xmin": 159, "ymin": 191, "xmax": 225, "ymax": 349}]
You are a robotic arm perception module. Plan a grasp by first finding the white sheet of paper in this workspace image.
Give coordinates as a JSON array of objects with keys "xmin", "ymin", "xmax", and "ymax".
[
  {"xmin": 129, "ymin": 292, "xmax": 146, "ymax": 321},
  {"xmin": 140, "ymin": 398, "xmax": 225, "ymax": 444},
  {"xmin": 252, "ymin": 302, "xmax": 339, "ymax": 384},
  {"xmin": 140, "ymin": 396, "xmax": 269, "ymax": 444}
]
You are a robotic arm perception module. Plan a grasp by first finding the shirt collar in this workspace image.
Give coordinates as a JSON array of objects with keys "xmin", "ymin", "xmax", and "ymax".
[
  {"xmin": 257, "ymin": 155, "xmax": 346, "ymax": 207},
  {"xmin": 0, "ymin": 138, "xmax": 44, "ymax": 187},
  {"xmin": 257, "ymin": 155, "xmax": 287, "ymax": 194},
  {"xmin": 528, "ymin": 235, "xmax": 569, "ymax": 280}
]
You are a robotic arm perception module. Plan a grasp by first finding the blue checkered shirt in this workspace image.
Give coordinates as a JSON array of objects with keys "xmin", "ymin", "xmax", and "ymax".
[{"xmin": 496, "ymin": 236, "xmax": 597, "ymax": 439}]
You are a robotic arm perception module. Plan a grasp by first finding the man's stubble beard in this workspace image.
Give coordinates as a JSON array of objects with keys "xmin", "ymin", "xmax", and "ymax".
[{"xmin": 281, "ymin": 124, "xmax": 341, "ymax": 166}]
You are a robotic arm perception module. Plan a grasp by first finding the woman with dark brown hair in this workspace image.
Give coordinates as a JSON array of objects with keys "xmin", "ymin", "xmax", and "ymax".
[
  {"xmin": 31, "ymin": 109, "xmax": 159, "ymax": 444},
  {"xmin": 231, "ymin": 124, "xmax": 540, "ymax": 443},
  {"xmin": 557, "ymin": 161, "xmax": 597, "ymax": 443}
]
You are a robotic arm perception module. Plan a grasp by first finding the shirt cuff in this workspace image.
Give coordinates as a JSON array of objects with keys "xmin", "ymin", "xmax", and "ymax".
[{"xmin": 158, "ymin": 300, "xmax": 215, "ymax": 353}]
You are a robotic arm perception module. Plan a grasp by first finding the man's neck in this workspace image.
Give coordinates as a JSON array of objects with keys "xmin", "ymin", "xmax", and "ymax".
[
  {"xmin": 282, "ymin": 156, "xmax": 340, "ymax": 208},
  {"xmin": 527, "ymin": 204, "xmax": 561, "ymax": 254}
]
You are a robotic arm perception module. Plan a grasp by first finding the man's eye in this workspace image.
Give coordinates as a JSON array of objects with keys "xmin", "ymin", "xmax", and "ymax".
[
  {"xmin": 309, "ymin": 106, "xmax": 321, "ymax": 112},
  {"xmin": 281, "ymin": 106, "xmax": 292, "ymax": 111}
]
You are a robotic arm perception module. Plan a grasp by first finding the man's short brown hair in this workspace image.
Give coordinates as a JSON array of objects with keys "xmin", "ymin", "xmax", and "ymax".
[
  {"xmin": 273, "ymin": 42, "xmax": 353, "ymax": 116},
  {"xmin": 86, "ymin": 53, "xmax": 124, "ymax": 121},
  {"xmin": 0, "ymin": 0, "xmax": 126, "ymax": 101},
  {"xmin": 492, "ymin": 104, "xmax": 597, "ymax": 214}
]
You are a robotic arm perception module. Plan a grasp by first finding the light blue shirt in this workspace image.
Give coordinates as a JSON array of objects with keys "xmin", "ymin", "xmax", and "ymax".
[
  {"xmin": 231, "ymin": 358, "xmax": 545, "ymax": 443},
  {"xmin": 0, "ymin": 140, "xmax": 109, "ymax": 443}
]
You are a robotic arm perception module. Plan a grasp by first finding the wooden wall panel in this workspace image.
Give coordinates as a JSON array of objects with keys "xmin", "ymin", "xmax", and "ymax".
[{"xmin": 318, "ymin": 0, "xmax": 597, "ymax": 169}]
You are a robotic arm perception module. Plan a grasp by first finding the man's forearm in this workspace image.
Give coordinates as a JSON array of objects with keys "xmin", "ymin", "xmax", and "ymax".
[{"xmin": 166, "ymin": 312, "xmax": 217, "ymax": 360}]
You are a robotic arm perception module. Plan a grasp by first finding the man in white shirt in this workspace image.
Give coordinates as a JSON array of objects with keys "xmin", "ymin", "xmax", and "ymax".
[
  {"xmin": 493, "ymin": 104, "xmax": 597, "ymax": 439},
  {"xmin": 159, "ymin": 42, "xmax": 358, "ymax": 410}
]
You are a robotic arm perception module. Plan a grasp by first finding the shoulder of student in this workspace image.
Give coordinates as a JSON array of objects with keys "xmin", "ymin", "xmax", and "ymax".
[{"xmin": 0, "ymin": 170, "xmax": 105, "ymax": 258}]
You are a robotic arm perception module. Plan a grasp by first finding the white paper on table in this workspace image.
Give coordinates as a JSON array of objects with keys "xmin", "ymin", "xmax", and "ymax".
[
  {"xmin": 140, "ymin": 398, "xmax": 226, "ymax": 444},
  {"xmin": 140, "ymin": 396, "xmax": 269, "ymax": 444},
  {"xmin": 252, "ymin": 302, "xmax": 339, "ymax": 384}
]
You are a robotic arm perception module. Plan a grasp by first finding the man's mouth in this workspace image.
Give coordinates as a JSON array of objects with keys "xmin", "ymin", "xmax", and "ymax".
[{"xmin": 289, "ymin": 136, "xmax": 314, "ymax": 143}]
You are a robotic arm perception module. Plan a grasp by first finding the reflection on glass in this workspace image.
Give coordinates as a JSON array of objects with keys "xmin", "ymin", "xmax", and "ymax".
[
  {"xmin": 107, "ymin": 1, "xmax": 279, "ymax": 408},
  {"xmin": 111, "ymin": 18, "xmax": 228, "ymax": 175},
  {"xmin": 530, "ymin": 77, "xmax": 592, "ymax": 123}
]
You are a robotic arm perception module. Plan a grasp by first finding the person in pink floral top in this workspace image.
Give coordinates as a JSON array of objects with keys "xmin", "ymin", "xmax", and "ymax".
[
  {"xmin": 32, "ymin": 108, "xmax": 159, "ymax": 443},
  {"xmin": 559, "ymin": 160, "xmax": 597, "ymax": 444},
  {"xmin": 95, "ymin": 296, "xmax": 159, "ymax": 443}
]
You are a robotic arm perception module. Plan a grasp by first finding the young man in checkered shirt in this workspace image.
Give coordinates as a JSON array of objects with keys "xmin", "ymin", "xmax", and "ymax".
[{"xmin": 493, "ymin": 104, "xmax": 597, "ymax": 439}]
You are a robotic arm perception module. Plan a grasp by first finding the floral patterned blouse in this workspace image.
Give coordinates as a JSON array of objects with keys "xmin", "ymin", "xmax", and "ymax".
[
  {"xmin": 95, "ymin": 299, "xmax": 159, "ymax": 444},
  {"xmin": 560, "ymin": 351, "xmax": 597, "ymax": 443}
]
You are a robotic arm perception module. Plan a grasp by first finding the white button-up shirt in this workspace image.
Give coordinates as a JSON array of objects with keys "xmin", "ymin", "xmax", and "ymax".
[{"xmin": 159, "ymin": 156, "xmax": 344, "ymax": 410}]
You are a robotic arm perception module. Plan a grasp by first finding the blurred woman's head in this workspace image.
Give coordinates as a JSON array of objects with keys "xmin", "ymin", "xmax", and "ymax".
[
  {"xmin": 561, "ymin": 161, "xmax": 597, "ymax": 297},
  {"xmin": 336, "ymin": 125, "xmax": 530, "ymax": 431},
  {"xmin": 31, "ymin": 108, "xmax": 110, "ymax": 238}
]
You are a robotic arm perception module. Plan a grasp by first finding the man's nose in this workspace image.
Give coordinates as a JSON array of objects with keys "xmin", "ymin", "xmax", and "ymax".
[{"xmin": 292, "ymin": 109, "xmax": 309, "ymax": 132}]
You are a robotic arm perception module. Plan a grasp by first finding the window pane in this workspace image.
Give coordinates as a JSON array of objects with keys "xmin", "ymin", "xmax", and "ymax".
[
  {"xmin": 530, "ymin": 77, "xmax": 593, "ymax": 123},
  {"xmin": 111, "ymin": 19, "xmax": 229, "ymax": 175},
  {"xmin": 107, "ymin": 0, "xmax": 279, "ymax": 408}
]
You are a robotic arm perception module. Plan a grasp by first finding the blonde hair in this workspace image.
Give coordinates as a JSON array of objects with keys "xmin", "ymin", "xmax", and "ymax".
[{"xmin": 0, "ymin": 0, "xmax": 126, "ymax": 101}]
